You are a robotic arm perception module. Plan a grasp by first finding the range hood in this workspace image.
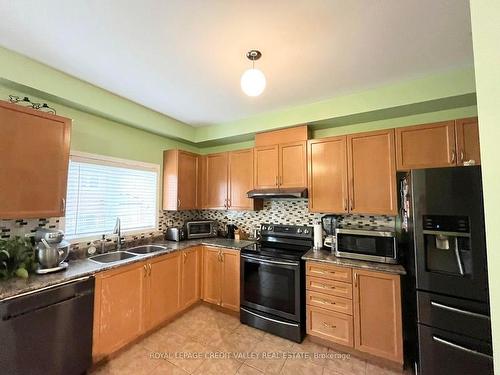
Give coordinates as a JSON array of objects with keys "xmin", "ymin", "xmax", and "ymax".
[{"xmin": 247, "ymin": 188, "xmax": 308, "ymax": 199}]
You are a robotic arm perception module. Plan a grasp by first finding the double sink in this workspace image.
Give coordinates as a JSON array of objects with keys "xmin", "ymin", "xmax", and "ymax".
[{"xmin": 88, "ymin": 245, "xmax": 169, "ymax": 264}]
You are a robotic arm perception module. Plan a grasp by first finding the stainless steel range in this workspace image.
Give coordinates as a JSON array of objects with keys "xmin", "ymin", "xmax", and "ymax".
[{"xmin": 240, "ymin": 223, "xmax": 313, "ymax": 343}]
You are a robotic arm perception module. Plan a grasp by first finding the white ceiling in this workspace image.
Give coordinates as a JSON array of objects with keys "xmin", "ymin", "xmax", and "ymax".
[{"xmin": 0, "ymin": 0, "xmax": 473, "ymax": 126}]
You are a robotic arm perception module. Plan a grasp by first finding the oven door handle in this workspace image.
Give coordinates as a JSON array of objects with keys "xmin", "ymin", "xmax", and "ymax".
[
  {"xmin": 240, "ymin": 307, "xmax": 300, "ymax": 327},
  {"xmin": 241, "ymin": 255, "xmax": 299, "ymax": 267}
]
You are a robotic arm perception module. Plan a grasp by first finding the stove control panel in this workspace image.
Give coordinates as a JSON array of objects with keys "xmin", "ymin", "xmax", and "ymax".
[{"xmin": 260, "ymin": 224, "xmax": 313, "ymax": 238}]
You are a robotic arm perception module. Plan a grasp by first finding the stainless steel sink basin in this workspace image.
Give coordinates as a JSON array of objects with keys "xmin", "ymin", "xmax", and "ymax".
[
  {"xmin": 126, "ymin": 245, "xmax": 169, "ymax": 255},
  {"xmin": 89, "ymin": 251, "xmax": 137, "ymax": 264}
]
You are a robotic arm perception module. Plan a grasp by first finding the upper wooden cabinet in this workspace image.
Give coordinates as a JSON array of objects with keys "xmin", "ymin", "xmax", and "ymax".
[
  {"xmin": 163, "ymin": 149, "xmax": 198, "ymax": 210},
  {"xmin": 253, "ymin": 145, "xmax": 279, "ymax": 189},
  {"xmin": 201, "ymin": 246, "xmax": 240, "ymax": 312},
  {"xmin": 200, "ymin": 149, "xmax": 261, "ymax": 210},
  {"xmin": 348, "ymin": 129, "xmax": 397, "ymax": 215},
  {"xmin": 254, "ymin": 126, "xmax": 308, "ymax": 189},
  {"xmin": 0, "ymin": 101, "xmax": 71, "ymax": 219},
  {"xmin": 395, "ymin": 121, "xmax": 456, "ymax": 170},
  {"xmin": 205, "ymin": 152, "xmax": 229, "ymax": 209},
  {"xmin": 455, "ymin": 117, "xmax": 481, "ymax": 166},
  {"xmin": 353, "ymin": 269, "xmax": 403, "ymax": 364},
  {"xmin": 395, "ymin": 118, "xmax": 480, "ymax": 170},
  {"xmin": 308, "ymin": 136, "xmax": 349, "ymax": 213},
  {"xmin": 228, "ymin": 149, "xmax": 256, "ymax": 210},
  {"xmin": 308, "ymin": 130, "xmax": 396, "ymax": 215}
]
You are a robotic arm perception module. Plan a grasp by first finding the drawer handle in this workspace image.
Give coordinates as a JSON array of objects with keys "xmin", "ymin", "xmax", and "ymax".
[
  {"xmin": 314, "ymin": 297, "xmax": 336, "ymax": 305},
  {"xmin": 321, "ymin": 284, "xmax": 335, "ymax": 289},
  {"xmin": 323, "ymin": 322, "xmax": 336, "ymax": 329}
]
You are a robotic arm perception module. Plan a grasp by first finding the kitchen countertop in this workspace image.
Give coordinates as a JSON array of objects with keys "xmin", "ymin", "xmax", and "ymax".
[
  {"xmin": 302, "ymin": 248, "xmax": 406, "ymax": 275},
  {"xmin": 0, "ymin": 238, "xmax": 254, "ymax": 301}
]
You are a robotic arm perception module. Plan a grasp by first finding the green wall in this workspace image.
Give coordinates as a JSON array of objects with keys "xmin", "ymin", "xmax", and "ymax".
[
  {"xmin": 1, "ymin": 46, "xmax": 477, "ymax": 146},
  {"xmin": 0, "ymin": 85, "xmax": 198, "ymax": 166},
  {"xmin": 470, "ymin": 0, "xmax": 500, "ymax": 371}
]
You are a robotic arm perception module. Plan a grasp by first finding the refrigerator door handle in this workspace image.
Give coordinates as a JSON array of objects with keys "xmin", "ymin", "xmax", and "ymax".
[
  {"xmin": 453, "ymin": 238, "xmax": 465, "ymax": 276},
  {"xmin": 430, "ymin": 301, "xmax": 490, "ymax": 320},
  {"xmin": 432, "ymin": 336, "xmax": 492, "ymax": 360}
]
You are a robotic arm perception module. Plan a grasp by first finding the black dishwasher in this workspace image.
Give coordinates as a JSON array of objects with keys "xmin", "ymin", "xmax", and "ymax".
[{"xmin": 0, "ymin": 276, "xmax": 95, "ymax": 375}]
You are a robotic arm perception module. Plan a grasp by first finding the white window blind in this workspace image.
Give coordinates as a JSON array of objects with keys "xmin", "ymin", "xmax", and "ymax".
[{"xmin": 65, "ymin": 154, "xmax": 159, "ymax": 239}]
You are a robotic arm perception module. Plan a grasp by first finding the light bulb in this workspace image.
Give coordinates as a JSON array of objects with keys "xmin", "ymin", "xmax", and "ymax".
[{"xmin": 240, "ymin": 68, "xmax": 266, "ymax": 97}]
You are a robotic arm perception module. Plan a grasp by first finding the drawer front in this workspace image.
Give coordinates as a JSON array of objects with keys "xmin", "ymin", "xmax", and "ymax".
[
  {"xmin": 307, "ymin": 276, "xmax": 353, "ymax": 299},
  {"xmin": 306, "ymin": 290, "xmax": 353, "ymax": 315},
  {"xmin": 307, "ymin": 305, "xmax": 354, "ymax": 347},
  {"xmin": 306, "ymin": 262, "xmax": 352, "ymax": 283}
]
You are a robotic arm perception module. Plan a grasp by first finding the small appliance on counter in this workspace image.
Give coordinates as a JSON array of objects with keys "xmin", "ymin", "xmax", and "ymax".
[
  {"xmin": 34, "ymin": 228, "xmax": 70, "ymax": 274},
  {"xmin": 184, "ymin": 220, "xmax": 217, "ymax": 239},
  {"xmin": 165, "ymin": 226, "xmax": 185, "ymax": 241},
  {"xmin": 321, "ymin": 214, "xmax": 338, "ymax": 251},
  {"xmin": 335, "ymin": 228, "xmax": 398, "ymax": 264},
  {"xmin": 226, "ymin": 224, "xmax": 238, "ymax": 239}
]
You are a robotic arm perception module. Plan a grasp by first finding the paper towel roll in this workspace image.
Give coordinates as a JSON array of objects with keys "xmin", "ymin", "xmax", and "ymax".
[{"xmin": 313, "ymin": 224, "xmax": 323, "ymax": 249}]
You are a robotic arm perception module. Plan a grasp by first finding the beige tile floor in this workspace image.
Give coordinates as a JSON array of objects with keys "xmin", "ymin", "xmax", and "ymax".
[{"xmin": 92, "ymin": 304, "xmax": 403, "ymax": 375}]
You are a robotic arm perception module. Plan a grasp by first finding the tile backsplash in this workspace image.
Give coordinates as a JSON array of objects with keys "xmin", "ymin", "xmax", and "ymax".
[{"xmin": 1, "ymin": 199, "xmax": 394, "ymax": 255}]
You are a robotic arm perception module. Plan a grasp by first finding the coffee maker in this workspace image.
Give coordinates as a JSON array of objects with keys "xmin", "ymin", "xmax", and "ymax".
[
  {"xmin": 34, "ymin": 228, "xmax": 70, "ymax": 274},
  {"xmin": 321, "ymin": 215, "xmax": 338, "ymax": 250}
]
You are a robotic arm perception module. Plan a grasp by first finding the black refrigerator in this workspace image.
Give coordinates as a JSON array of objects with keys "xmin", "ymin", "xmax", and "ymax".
[{"xmin": 398, "ymin": 166, "xmax": 492, "ymax": 375}]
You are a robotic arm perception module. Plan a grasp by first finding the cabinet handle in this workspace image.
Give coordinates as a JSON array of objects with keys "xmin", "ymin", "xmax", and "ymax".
[
  {"xmin": 177, "ymin": 199, "xmax": 181, "ymax": 208},
  {"xmin": 451, "ymin": 150, "xmax": 456, "ymax": 164},
  {"xmin": 354, "ymin": 272, "xmax": 358, "ymax": 287},
  {"xmin": 275, "ymin": 175, "xmax": 279, "ymax": 187},
  {"xmin": 343, "ymin": 199, "xmax": 347, "ymax": 211},
  {"xmin": 349, "ymin": 198, "xmax": 354, "ymax": 211},
  {"xmin": 227, "ymin": 199, "xmax": 231, "ymax": 208},
  {"xmin": 61, "ymin": 198, "xmax": 66, "ymax": 212},
  {"xmin": 321, "ymin": 283, "xmax": 335, "ymax": 289},
  {"xmin": 183, "ymin": 252, "xmax": 187, "ymax": 263},
  {"xmin": 460, "ymin": 150, "xmax": 465, "ymax": 164},
  {"xmin": 323, "ymin": 322, "xmax": 336, "ymax": 329},
  {"xmin": 148, "ymin": 263, "xmax": 152, "ymax": 276},
  {"xmin": 143, "ymin": 264, "xmax": 147, "ymax": 277},
  {"xmin": 314, "ymin": 297, "xmax": 335, "ymax": 305}
]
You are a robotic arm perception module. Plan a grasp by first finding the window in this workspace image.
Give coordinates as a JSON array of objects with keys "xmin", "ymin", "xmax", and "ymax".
[{"xmin": 65, "ymin": 152, "xmax": 159, "ymax": 240}]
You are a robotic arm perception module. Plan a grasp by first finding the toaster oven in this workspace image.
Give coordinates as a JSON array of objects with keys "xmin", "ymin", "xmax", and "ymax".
[{"xmin": 184, "ymin": 220, "xmax": 218, "ymax": 239}]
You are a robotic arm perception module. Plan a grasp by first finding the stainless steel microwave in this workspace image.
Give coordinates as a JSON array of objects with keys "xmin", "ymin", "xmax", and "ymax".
[
  {"xmin": 184, "ymin": 220, "xmax": 218, "ymax": 239},
  {"xmin": 335, "ymin": 228, "xmax": 397, "ymax": 264}
]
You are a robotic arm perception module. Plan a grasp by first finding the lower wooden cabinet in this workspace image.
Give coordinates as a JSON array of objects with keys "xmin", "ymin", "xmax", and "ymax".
[
  {"xmin": 181, "ymin": 247, "xmax": 201, "ymax": 309},
  {"xmin": 92, "ymin": 261, "xmax": 148, "ymax": 360},
  {"xmin": 353, "ymin": 269, "xmax": 403, "ymax": 364},
  {"xmin": 147, "ymin": 252, "xmax": 182, "ymax": 329},
  {"xmin": 202, "ymin": 246, "xmax": 240, "ymax": 312},
  {"xmin": 93, "ymin": 247, "xmax": 202, "ymax": 361},
  {"xmin": 306, "ymin": 261, "xmax": 403, "ymax": 365}
]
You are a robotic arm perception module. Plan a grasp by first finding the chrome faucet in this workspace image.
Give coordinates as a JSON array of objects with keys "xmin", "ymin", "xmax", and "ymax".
[{"xmin": 113, "ymin": 217, "xmax": 122, "ymax": 251}]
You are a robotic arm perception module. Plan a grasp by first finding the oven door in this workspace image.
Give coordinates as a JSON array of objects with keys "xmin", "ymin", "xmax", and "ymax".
[{"xmin": 240, "ymin": 254, "xmax": 301, "ymax": 322}]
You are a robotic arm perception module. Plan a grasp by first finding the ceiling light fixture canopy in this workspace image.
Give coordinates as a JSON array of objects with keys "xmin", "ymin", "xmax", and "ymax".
[{"xmin": 241, "ymin": 50, "xmax": 266, "ymax": 97}]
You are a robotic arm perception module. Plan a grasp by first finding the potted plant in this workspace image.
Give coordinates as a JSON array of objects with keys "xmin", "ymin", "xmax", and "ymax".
[{"xmin": 0, "ymin": 236, "xmax": 35, "ymax": 280}]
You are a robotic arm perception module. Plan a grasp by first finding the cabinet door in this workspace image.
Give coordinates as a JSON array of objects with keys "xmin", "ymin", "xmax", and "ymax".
[
  {"xmin": 178, "ymin": 151, "xmax": 198, "ymax": 209},
  {"xmin": 206, "ymin": 153, "xmax": 228, "ymax": 209},
  {"xmin": 455, "ymin": 117, "xmax": 481, "ymax": 166},
  {"xmin": 254, "ymin": 145, "xmax": 279, "ymax": 189},
  {"xmin": 197, "ymin": 155, "xmax": 207, "ymax": 209},
  {"xmin": 308, "ymin": 137, "xmax": 348, "ymax": 213},
  {"xmin": 148, "ymin": 252, "xmax": 182, "ymax": 329},
  {"xmin": 279, "ymin": 141, "xmax": 307, "ymax": 188},
  {"xmin": 0, "ymin": 101, "xmax": 71, "ymax": 218},
  {"xmin": 395, "ymin": 121, "xmax": 456, "ymax": 170},
  {"xmin": 93, "ymin": 262, "xmax": 147, "ymax": 359},
  {"xmin": 228, "ymin": 149, "xmax": 254, "ymax": 210},
  {"xmin": 353, "ymin": 269, "xmax": 403, "ymax": 364},
  {"xmin": 221, "ymin": 249, "xmax": 240, "ymax": 312},
  {"xmin": 202, "ymin": 247, "xmax": 222, "ymax": 305},
  {"xmin": 347, "ymin": 130, "xmax": 397, "ymax": 215},
  {"xmin": 181, "ymin": 247, "xmax": 201, "ymax": 309}
]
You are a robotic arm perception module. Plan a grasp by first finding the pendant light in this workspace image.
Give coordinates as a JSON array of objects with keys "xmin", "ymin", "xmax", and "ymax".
[{"xmin": 241, "ymin": 50, "xmax": 266, "ymax": 97}]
